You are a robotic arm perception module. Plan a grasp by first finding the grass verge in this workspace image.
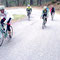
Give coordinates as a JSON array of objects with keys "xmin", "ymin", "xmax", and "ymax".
[
  {"xmin": 12, "ymin": 14, "xmax": 26, "ymax": 23},
  {"xmin": 56, "ymin": 10, "xmax": 60, "ymax": 14}
]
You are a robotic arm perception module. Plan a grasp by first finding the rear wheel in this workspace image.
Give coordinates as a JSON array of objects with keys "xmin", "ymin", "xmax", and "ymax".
[{"xmin": 10, "ymin": 26, "xmax": 13, "ymax": 38}]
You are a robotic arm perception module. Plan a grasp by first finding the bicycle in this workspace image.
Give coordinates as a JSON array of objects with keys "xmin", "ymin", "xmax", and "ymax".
[
  {"xmin": 0, "ymin": 23, "xmax": 13, "ymax": 46},
  {"xmin": 42, "ymin": 16, "xmax": 47, "ymax": 29}
]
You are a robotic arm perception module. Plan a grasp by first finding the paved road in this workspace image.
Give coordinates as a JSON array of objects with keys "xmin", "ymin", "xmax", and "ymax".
[{"xmin": 0, "ymin": 8, "xmax": 60, "ymax": 60}]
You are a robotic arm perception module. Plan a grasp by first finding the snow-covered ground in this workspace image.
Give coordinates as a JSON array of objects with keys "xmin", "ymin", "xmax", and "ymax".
[{"xmin": 0, "ymin": 8, "xmax": 60, "ymax": 60}]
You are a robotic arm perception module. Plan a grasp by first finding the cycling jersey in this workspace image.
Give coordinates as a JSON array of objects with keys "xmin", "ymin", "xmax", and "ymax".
[
  {"xmin": 26, "ymin": 6, "xmax": 32, "ymax": 11},
  {"xmin": 42, "ymin": 9, "xmax": 48, "ymax": 19},
  {"xmin": 50, "ymin": 7, "xmax": 55, "ymax": 15},
  {"xmin": 0, "ymin": 10, "xmax": 13, "ymax": 31},
  {"xmin": 0, "ymin": 10, "xmax": 13, "ymax": 23},
  {"xmin": 50, "ymin": 7, "xmax": 55, "ymax": 13}
]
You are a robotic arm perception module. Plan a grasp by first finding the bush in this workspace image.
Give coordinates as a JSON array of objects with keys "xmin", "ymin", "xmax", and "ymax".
[
  {"xmin": 57, "ymin": 2, "xmax": 60, "ymax": 5},
  {"xmin": 51, "ymin": 0, "xmax": 56, "ymax": 4}
]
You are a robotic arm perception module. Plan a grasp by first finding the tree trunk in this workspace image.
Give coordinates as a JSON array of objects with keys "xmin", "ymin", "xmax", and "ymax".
[
  {"xmin": 37, "ymin": 0, "xmax": 39, "ymax": 5},
  {"xmin": 17, "ymin": 0, "xmax": 19, "ymax": 6},
  {"xmin": 23, "ymin": 0, "xmax": 26, "ymax": 5},
  {"xmin": 40, "ymin": 0, "xmax": 42, "ymax": 6},
  {"xmin": 6, "ymin": 0, "xmax": 9, "ymax": 7},
  {"xmin": 30, "ymin": 0, "xmax": 33, "ymax": 5}
]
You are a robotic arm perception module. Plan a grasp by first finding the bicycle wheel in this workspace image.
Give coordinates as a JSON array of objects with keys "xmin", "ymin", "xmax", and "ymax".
[
  {"xmin": 10, "ymin": 26, "xmax": 13, "ymax": 38},
  {"xmin": 0, "ymin": 31, "xmax": 4, "ymax": 46}
]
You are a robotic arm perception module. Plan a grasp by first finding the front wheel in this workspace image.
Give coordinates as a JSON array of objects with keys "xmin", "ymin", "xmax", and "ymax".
[{"xmin": 0, "ymin": 31, "xmax": 4, "ymax": 46}]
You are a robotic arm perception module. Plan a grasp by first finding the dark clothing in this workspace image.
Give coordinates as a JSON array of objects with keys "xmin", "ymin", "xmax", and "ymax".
[
  {"xmin": 51, "ymin": 7, "xmax": 55, "ymax": 12},
  {"xmin": 1, "ymin": 17, "xmax": 11, "ymax": 31},
  {"xmin": 42, "ymin": 10, "xmax": 47, "ymax": 19},
  {"xmin": 7, "ymin": 24, "xmax": 10, "ymax": 31},
  {"xmin": 7, "ymin": 18, "xmax": 11, "ymax": 31},
  {"xmin": 1, "ymin": 18, "xmax": 6, "ymax": 27},
  {"xmin": 51, "ymin": 7, "xmax": 55, "ymax": 15}
]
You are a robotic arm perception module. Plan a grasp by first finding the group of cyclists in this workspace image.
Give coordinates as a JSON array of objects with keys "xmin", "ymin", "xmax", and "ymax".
[
  {"xmin": 41, "ymin": 5, "xmax": 55, "ymax": 29},
  {"xmin": 0, "ymin": 4, "xmax": 55, "ymax": 46},
  {"xmin": 26, "ymin": 4, "xmax": 55, "ymax": 29},
  {"xmin": 0, "ymin": 4, "xmax": 55, "ymax": 38}
]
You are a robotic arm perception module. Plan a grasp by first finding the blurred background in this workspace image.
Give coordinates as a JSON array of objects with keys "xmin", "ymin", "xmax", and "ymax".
[{"xmin": 0, "ymin": 0, "xmax": 59, "ymax": 7}]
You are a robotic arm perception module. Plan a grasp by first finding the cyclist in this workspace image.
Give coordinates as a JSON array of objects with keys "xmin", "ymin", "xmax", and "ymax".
[
  {"xmin": 50, "ymin": 5, "xmax": 55, "ymax": 20},
  {"xmin": 41, "ymin": 6, "xmax": 48, "ymax": 29},
  {"xmin": 0, "ymin": 5, "xmax": 13, "ymax": 38},
  {"xmin": 41, "ymin": 6, "xmax": 48, "ymax": 21},
  {"xmin": 26, "ymin": 4, "xmax": 32, "ymax": 18}
]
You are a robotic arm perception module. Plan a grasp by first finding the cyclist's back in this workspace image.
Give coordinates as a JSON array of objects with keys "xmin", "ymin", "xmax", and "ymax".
[
  {"xmin": 26, "ymin": 5, "xmax": 32, "ymax": 12},
  {"xmin": 42, "ymin": 6, "xmax": 48, "ymax": 19},
  {"xmin": 50, "ymin": 5, "xmax": 55, "ymax": 15}
]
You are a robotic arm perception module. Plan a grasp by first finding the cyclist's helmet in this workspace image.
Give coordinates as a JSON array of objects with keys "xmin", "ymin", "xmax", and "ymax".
[
  {"xmin": 43, "ymin": 6, "xmax": 47, "ymax": 10},
  {"xmin": 0, "ymin": 5, "xmax": 5, "ymax": 13},
  {"xmin": 27, "ymin": 4, "xmax": 30, "ymax": 7},
  {"xmin": 0, "ymin": 5, "xmax": 5, "ymax": 10}
]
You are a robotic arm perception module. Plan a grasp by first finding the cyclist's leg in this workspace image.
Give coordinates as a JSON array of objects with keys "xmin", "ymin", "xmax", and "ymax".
[
  {"xmin": 7, "ymin": 24, "xmax": 11, "ymax": 38},
  {"xmin": 43, "ymin": 15, "xmax": 45, "ymax": 25},
  {"xmin": 44, "ymin": 18, "xmax": 47, "ymax": 27},
  {"xmin": 1, "ymin": 18, "xmax": 6, "ymax": 32},
  {"xmin": 43, "ymin": 16, "xmax": 47, "ymax": 26},
  {"xmin": 51, "ymin": 12, "xmax": 53, "ymax": 20},
  {"xmin": 7, "ymin": 18, "xmax": 12, "ymax": 38},
  {"xmin": 45, "ymin": 18, "xmax": 47, "ymax": 24}
]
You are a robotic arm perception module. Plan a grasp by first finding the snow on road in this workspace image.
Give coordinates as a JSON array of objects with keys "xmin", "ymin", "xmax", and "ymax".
[{"xmin": 0, "ymin": 8, "xmax": 60, "ymax": 60}]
